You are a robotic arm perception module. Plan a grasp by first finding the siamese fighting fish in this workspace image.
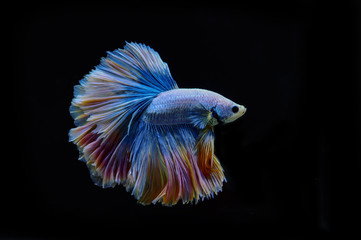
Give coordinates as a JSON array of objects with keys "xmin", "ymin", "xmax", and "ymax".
[{"xmin": 69, "ymin": 42, "xmax": 246, "ymax": 206}]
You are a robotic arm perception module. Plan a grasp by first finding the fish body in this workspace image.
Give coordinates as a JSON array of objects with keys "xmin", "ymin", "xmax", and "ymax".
[
  {"xmin": 69, "ymin": 42, "xmax": 246, "ymax": 205},
  {"xmin": 143, "ymin": 88, "xmax": 246, "ymax": 127}
]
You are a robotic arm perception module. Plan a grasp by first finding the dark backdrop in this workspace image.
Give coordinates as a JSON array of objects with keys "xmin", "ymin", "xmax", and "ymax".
[{"xmin": 8, "ymin": 1, "xmax": 360, "ymax": 239}]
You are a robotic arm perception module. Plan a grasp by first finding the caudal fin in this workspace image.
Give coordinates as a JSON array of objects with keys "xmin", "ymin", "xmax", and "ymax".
[{"xmin": 69, "ymin": 42, "xmax": 177, "ymax": 188}]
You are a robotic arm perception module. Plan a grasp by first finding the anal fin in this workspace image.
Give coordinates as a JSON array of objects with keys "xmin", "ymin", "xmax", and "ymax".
[{"xmin": 127, "ymin": 122, "xmax": 225, "ymax": 205}]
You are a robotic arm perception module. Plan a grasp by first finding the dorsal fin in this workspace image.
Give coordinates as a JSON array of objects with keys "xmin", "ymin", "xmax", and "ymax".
[{"xmin": 104, "ymin": 42, "xmax": 178, "ymax": 94}]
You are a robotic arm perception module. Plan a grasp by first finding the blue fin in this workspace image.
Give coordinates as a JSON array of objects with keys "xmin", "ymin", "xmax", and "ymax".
[
  {"xmin": 125, "ymin": 122, "xmax": 225, "ymax": 205},
  {"xmin": 69, "ymin": 42, "xmax": 178, "ymax": 189},
  {"xmin": 188, "ymin": 104, "xmax": 213, "ymax": 129}
]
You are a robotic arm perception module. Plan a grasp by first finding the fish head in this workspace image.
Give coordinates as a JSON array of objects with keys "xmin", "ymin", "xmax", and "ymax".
[{"xmin": 211, "ymin": 99, "xmax": 246, "ymax": 124}]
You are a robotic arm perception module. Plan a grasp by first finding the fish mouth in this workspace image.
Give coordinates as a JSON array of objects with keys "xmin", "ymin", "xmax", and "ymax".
[
  {"xmin": 223, "ymin": 105, "xmax": 246, "ymax": 124},
  {"xmin": 239, "ymin": 105, "xmax": 247, "ymax": 116}
]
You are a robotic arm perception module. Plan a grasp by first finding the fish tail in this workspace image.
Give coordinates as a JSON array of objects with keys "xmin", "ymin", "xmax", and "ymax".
[{"xmin": 69, "ymin": 42, "xmax": 177, "ymax": 188}]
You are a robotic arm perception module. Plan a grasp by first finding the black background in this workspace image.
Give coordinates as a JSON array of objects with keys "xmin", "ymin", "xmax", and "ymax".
[{"xmin": 8, "ymin": 1, "xmax": 361, "ymax": 239}]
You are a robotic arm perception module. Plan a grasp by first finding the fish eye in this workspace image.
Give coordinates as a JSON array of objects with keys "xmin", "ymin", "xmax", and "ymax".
[{"xmin": 231, "ymin": 106, "xmax": 239, "ymax": 113}]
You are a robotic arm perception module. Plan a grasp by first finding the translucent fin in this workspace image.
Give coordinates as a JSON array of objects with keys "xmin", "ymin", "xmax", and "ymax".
[
  {"xmin": 196, "ymin": 127, "xmax": 224, "ymax": 178},
  {"xmin": 69, "ymin": 42, "xmax": 178, "ymax": 188},
  {"xmin": 189, "ymin": 106, "xmax": 212, "ymax": 129},
  {"xmin": 125, "ymin": 122, "xmax": 225, "ymax": 205}
]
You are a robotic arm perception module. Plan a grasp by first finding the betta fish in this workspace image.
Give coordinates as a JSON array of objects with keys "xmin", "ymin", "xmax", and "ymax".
[{"xmin": 69, "ymin": 42, "xmax": 246, "ymax": 206}]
